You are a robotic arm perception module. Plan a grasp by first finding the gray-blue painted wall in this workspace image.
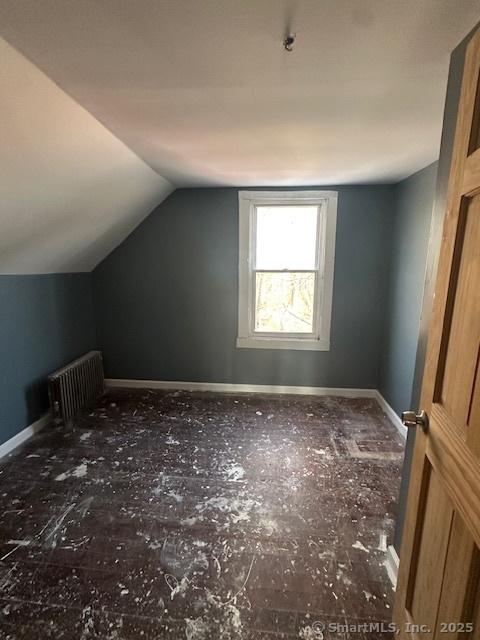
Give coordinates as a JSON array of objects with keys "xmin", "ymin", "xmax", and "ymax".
[
  {"xmin": 0, "ymin": 274, "xmax": 96, "ymax": 445},
  {"xmin": 380, "ymin": 162, "xmax": 438, "ymax": 416},
  {"xmin": 93, "ymin": 186, "xmax": 395, "ymax": 389}
]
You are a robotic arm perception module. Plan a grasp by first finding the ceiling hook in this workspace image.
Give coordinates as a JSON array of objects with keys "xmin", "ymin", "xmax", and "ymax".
[{"xmin": 283, "ymin": 33, "xmax": 296, "ymax": 52}]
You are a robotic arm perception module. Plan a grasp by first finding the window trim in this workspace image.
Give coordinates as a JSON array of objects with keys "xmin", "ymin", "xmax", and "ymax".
[{"xmin": 237, "ymin": 190, "xmax": 338, "ymax": 351}]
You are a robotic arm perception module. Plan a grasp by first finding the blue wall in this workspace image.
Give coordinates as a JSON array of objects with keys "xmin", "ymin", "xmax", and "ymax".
[
  {"xmin": 0, "ymin": 178, "xmax": 437, "ymax": 451},
  {"xmin": 0, "ymin": 274, "xmax": 96, "ymax": 445},
  {"xmin": 380, "ymin": 162, "xmax": 438, "ymax": 415},
  {"xmin": 94, "ymin": 186, "xmax": 395, "ymax": 389}
]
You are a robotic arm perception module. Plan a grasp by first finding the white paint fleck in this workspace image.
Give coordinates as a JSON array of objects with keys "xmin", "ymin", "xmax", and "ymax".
[
  {"xmin": 185, "ymin": 617, "xmax": 209, "ymax": 640},
  {"xmin": 55, "ymin": 462, "xmax": 88, "ymax": 481},
  {"xmin": 167, "ymin": 490, "xmax": 184, "ymax": 503},
  {"xmin": 352, "ymin": 540, "xmax": 370, "ymax": 553},
  {"xmin": 193, "ymin": 540, "xmax": 207, "ymax": 548},
  {"xmin": 299, "ymin": 626, "xmax": 323, "ymax": 639},
  {"xmin": 165, "ymin": 574, "xmax": 189, "ymax": 600},
  {"xmin": 258, "ymin": 516, "xmax": 280, "ymax": 536},
  {"xmin": 6, "ymin": 540, "xmax": 31, "ymax": 547},
  {"xmin": 224, "ymin": 463, "xmax": 245, "ymax": 481}
]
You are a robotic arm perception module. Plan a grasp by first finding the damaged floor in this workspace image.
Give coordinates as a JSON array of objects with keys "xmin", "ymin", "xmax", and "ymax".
[{"xmin": 0, "ymin": 389, "xmax": 404, "ymax": 639}]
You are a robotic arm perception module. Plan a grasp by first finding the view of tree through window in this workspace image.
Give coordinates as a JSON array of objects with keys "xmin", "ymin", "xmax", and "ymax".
[
  {"xmin": 254, "ymin": 205, "xmax": 318, "ymax": 334},
  {"xmin": 255, "ymin": 272, "xmax": 315, "ymax": 332}
]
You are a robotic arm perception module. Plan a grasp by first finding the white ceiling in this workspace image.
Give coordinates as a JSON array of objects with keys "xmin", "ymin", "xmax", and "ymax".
[
  {"xmin": 0, "ymin": 0, "xmax": 479, "ymax": 187},
  {"xmin": 0, "ymin": 38, "xmax": 172, "ymax": 274}
]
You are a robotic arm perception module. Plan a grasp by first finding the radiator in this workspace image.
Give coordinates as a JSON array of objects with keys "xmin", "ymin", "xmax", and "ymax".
[{"xmin": 48, "ymin": 351, "xmax": 104, "ymax": 424}]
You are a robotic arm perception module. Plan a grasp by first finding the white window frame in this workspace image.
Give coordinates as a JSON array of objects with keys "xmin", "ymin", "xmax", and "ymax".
[{"xmin": 237, "ymin": 190, "xmax": 337, "ymax": 351}]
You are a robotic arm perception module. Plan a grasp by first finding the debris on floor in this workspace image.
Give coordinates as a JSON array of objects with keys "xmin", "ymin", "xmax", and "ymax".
[{"xmin": 0, "ymin": 389, "xmax": 403, "ymax": 638}]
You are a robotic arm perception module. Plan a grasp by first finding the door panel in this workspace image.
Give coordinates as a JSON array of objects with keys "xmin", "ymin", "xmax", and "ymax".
[
  {"xmin": 394, "ymin": 27, "xmax": 480, "ymax": 638},
  {"xmin": 469, "ymin": 68, "xmax": 480, "ymax": 154},
  {"xmin": 408, "ymin": 470, "xmax": 453, "ymax": 638},
  {"xmin": 468, "ymin": 362, "xmax": 480, "ymax": 458},
  {"xmin": 441, "ymin": 195, "xmax": 480, "ymax": 433},
  {"xmin": 435, "ymin": 514, "xmax": 480, "ymax": 640},
  {"xmin": 428, "ymin": 405, "xmax": 480, "ymax": 547}
]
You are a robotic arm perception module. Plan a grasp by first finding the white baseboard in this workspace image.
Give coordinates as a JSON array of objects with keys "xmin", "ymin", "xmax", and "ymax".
[
  {"xmin": 105, "ymin": 378, "xmax": 378, "ymax": 398},
  {"xmin": 374, "ymin": 391, "xmax": 407, "ymax": 440},
  {"xmin": 0, "ymin": 412, "xmax": 51, "ymax": 460},
  {"xmin": 385, "ymin": 544, "xmax": 400, "ymax": 589}
]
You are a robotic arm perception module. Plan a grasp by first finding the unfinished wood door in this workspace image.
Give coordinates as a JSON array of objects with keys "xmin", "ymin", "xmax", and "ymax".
[{"xmin": 394, "ymin": 27, "xmax": 480, "ymax": 639}]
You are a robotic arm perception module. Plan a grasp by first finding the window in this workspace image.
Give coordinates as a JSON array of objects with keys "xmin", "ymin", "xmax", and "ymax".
[{"xmin": 237, "ymin": 191, "xmax": 337, "ymax": 350}]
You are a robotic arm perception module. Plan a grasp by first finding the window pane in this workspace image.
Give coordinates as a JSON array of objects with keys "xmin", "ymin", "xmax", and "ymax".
[
  {"xmin": 255, "ymin": 206, "xmax": 318, "ymax": 269},
  {"xmin": 255, "ymin": 272, "xmax": 315, "ymax": 333}
]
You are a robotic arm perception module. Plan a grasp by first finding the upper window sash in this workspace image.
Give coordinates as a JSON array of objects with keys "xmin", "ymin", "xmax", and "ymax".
[{"xmin": 253, "ymin": 203, "xmax": 320, "ymax": 271}]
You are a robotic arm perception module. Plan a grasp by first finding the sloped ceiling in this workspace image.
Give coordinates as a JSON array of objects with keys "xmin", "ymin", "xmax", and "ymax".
[
  {"xmin": 1, "ymin": 2, "xmax": 479, "ymax": 275},
  {"xmin": 0, "ymin": 0, "xmax": 479, "ymax": 188},
  {"xmin": 0, "ymin": 37, "xmax": 173, "ymax": 274}
]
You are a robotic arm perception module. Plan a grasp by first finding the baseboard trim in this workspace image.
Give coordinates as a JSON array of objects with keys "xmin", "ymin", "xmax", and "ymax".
[
  {"xmin": 105, "ymin": 378, "xmax": 378, "ymax": 398},
  {"xmin": 374, "ymin": 391, "xmax": 407, "ymax": 440},
  {"xmin": 385, "ymin": 544, "xmax": 400, "ymax": 589},
  {"xmin": 0, "ymin": 412, "xmax": 51, "ymax": 460}
]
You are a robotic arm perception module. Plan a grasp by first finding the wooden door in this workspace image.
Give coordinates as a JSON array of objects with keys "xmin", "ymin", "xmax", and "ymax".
[{"xmin": 394, "ymin": 27, "xmax": 480, "ymax": 638}]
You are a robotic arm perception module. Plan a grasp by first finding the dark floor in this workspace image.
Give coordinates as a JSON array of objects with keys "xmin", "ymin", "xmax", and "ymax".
[{"xmin": 0, "ymin": 389, "xmax": 403, "ymax": 639}]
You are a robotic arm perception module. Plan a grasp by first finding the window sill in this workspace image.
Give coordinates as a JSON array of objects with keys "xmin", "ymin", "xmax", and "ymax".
[{"xmin": 236, "ymin": 337, "xmax": 330, "ymax": 351}]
